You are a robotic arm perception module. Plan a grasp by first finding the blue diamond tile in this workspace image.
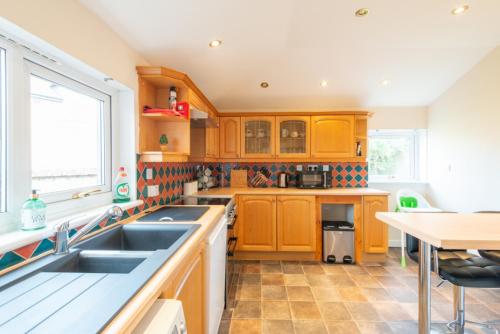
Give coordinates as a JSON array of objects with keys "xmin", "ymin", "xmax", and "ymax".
[{"xmin": 0, "ymin": 252, "xmax": 24, "ymax": 271}]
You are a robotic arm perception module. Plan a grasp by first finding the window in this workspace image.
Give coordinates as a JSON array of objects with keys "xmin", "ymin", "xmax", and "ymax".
[
  {"xmin": 29, "ymin": 63, "xmax": 111, "ymax": 202},
  {"xmin": 368, "ymin": 129, "xmax": 427, "ymax": 182},
  {"xmin": 0, "ymin": 47, "xmax": 6, "ymax": 212}
]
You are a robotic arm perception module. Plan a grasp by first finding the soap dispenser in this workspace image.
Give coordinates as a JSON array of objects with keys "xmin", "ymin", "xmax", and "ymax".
[{"xmin": 21, "ymin": 190, "xmax": 47, "ymax": 230}]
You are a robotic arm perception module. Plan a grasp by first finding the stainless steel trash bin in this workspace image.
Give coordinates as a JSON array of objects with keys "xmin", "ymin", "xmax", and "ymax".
[{"xmin": 322, "ymin": 220, "xmax": 355, "ymax": 264}]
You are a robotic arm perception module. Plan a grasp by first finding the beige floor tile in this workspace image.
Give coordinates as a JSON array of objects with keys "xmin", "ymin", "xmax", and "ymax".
[
  {"xmin": 237, "ymin": 285, "xmax": 261, "ymax": 300},
  {"xmin": 306, "ymin": 274, "xmax": 332, "ymax": 287},
  {"xmin": 361, "ymin": 288, "xmax": 394, "ymax": 302},
  {"xmin": 293, "ymin": 320, "xmax": 328, "ymax": 334},
  {"xmin": 373, "ymin": 302, "xmax": 414, "ymax": 321},
  {"xmin": 239, "ymin": 273, "xmax": 261, "ymax": 286},
  {"xmin": 317, "ymin": 302, "xmax": 351, "ymax": 321},
  {"xmin": 343, "ymin": 265, "xmax": 368, "ymax": 275},
  {"xmin": 364, "ymin": 266, "xmax": 391, "ymax": 276},
  {"xmin": 350, "ymin": 274, "xmax": 382, "ymax": 288},
  {"xmin": 261, "ymin": 260, "xmax": 280, "ymax": 265},
  {"xmin": 338, "ymin": 287, "xmax": 368, "ymax": 302},
  {"xmin": 467, "ymin": 288, "xmax": 500, "ymax": 304},
  {"xmin": 262, "ymin": 264, "xmax": 282, "ymax": 274},
  {"xmin": 242, "ymin": 263, "xmax": 261, "ymax": 274},
  {"xmin": 218, "ymin": 319, "xmax": 230, "ymax": 334},
  {"xmin": 322, "ymin": 265, "xmax": 346, "ymax": 274},
  {"xmin": 346, "ymin": 302, "xmax": 381, "ymax": 321},
  {"xmin": 311, "ymin": 286, "xmax": 342, "ymax": 302},
  {"xmin": 232, "ymin": 301, "xmax": 261, "ymax": 319},
  {"xmin": 326, "ymin": 321, "xmax": 361, "ymax": 334},
  {"xmin": 289, "ymin": 301, "xmax": 322, "ymax": 320},
  {"xmin": 262, "ymin": 285, "xmax": 288, "ymax": 300},
  {"xmin": 262, "ymin": 273, "xmax": 284, "ymax": 286},
  {"xmin": 328, "ymin": 274, "xmax": 356, "ymax": 287},
  {"xmin": 387, "ymin": 321, "xmax": 418, "ymax": 334},
  {"xmin": 387, "ymin": 287, "xmax": 418, "ymax": 303},
  {"xmin": 262, "ymin": 320, "xmax": 293, "ymax": 334},
  {"xmin": 375, "ymin": 275, "xmax": 406, "ymax": 288},
  {"xmin": 283, "ymin": 274, "xmax": 308, "ymax": 286},
  {"xmin": 229, "ymin": 319, "xmax": 262, "ymax": 334},
  {"xmin": 302, "ymin": 264, "xmax": 325, "ymax": 274},
  {"xmin": 466, "ymin": 303, "xmax": 500, "ymax": 323},
  {"xmin": 282, "ymin": 264, "xmax": 303, "ymax": 274},
  {"xmin": 399, "ymin": 303, "xmax": 418, "ymax": 321},
  {"xmin": 286, "ymin": 286, "xmax": 314, "ymax": 301},
  {"xmin": 261, "ymin": 301, "xmax": 291, "ymax": 320},
  {"xmin": 356, "ymin": 321, "xmax": 394, "ymax": 334}
]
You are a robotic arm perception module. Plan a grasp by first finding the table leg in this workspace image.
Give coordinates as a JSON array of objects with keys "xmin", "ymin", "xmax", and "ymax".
[{"xmin": 418, "ymin": 240, "xmax": 432, "ymax": 334}]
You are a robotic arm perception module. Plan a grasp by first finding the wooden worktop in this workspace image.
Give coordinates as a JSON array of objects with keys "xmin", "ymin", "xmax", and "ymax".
[
  {"xmin": 376, "ymin": 212, "xmax": 500, "ymax": 250},
  {"xmin": 194, "ymin": 187, "xmax": 389, "ymax": 197},
  {"xmin": 102, "ymin": 205, "xmax": 225, "ymax": 333}
]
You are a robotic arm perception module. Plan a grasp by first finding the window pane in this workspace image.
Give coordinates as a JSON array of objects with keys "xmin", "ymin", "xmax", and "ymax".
[
  {"xmin": 0, "ymin": 48, "xmax": 6, "ymax": 212},
  {"xmin": 30, "ymin": 74, "xmax": 106, "ymax": 195},
  {"xmin": 368, "ymin": 136, "xmax": 412, "ymax": 179}
]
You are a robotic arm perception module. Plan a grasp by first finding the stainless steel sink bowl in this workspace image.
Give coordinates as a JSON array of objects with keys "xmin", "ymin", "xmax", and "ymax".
[
  {"xmin": 42, "ymin": 250, "xmax": 151, "ymax": 274},
  {"xmin": 75, "ymin": 224, "xmax": 197, "ymax": 252}
]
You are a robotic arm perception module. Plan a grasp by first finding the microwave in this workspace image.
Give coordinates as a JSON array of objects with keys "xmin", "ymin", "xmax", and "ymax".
[{"xmin": 296, "ymin": 171, "xmax": 332, "ymax": 189}]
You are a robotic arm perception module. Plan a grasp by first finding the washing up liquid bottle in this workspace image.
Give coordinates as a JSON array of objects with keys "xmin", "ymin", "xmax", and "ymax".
[
  {"xmin": 113, "ymin": 166, "xmax": 130, "ymax": 203},
  {"xmin": 21, "ymin": 190, "xmax": 47, "ymax": 230}
]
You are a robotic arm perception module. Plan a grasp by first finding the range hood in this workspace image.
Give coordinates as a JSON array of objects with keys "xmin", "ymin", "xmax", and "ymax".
[{"xmin": 190, "ymin": 107, "xmax": 218, "ymax": 128}]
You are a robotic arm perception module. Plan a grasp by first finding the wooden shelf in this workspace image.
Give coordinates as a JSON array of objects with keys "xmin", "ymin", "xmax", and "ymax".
[
  {"xmin": 141, "ymin": 151, "xmax": 189, "ymax": 162},
  {"xmin": 142, "ymin": 112, "xmax": 189, "ymax": 122}
]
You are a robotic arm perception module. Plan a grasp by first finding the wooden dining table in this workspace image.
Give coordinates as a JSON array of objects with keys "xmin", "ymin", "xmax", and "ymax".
[{"xmin": 376, "ymin": 212, "xmax": 500, "ymax": 334}]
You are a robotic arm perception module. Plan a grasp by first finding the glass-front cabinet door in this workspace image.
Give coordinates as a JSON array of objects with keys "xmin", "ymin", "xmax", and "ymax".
[
  {"xmin": 276, "ymin": 116, "xmax": 310, "ymax": 158},
  {"xmin": 241, "ymin": 116, "xmax": 275, "ymax": 158}
]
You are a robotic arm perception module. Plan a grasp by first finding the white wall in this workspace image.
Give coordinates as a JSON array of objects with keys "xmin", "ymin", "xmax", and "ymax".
[
  {"xmin": 0, "ymin": 0, "xmax": 148, "ymax": 89},
  {"xmin": 427, "ymin": 46, "xmax": 500, "ymax": 213}
]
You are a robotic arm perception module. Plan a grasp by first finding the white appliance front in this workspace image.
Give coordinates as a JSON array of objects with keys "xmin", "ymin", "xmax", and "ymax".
[
  {"xmin": 132, "ymin": 299, "xmax": 186, "ymax": 334},
  {"xmin": 205, "ymin": 216, "xmax": 227, "ymax": 334}
]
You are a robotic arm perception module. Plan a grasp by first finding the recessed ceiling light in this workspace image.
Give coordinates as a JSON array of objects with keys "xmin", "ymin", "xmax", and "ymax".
[
  {"xmin": 260, "ymin": 82, "xmax": 269, "ymax": 88},
  {"xmin": 355, "ymin": 8, "xmax": 369, "ymax": 17},
  {"xmin": 381, "ymin": 79, "xmax": 391, "ymax": 86},
  {"xmin": 451, "ymin": 5, "xmax": 469, "ymax": 15},
  {"xmin": 320, "ymin": 80, "xmax": 328, "ymax": 87},
  {"xmin": 209, "ymin": 40, "xmax": 222, "ymax": 48}
]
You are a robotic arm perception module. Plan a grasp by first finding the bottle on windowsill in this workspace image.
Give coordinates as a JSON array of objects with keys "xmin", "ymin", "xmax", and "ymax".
[
  {"xmin": 113, "ymin": 166, "xmax": 131, "ymax": 203},
  {"xmin": 21, "ymin": 190, "xmax": 47, "ymax": 230}
]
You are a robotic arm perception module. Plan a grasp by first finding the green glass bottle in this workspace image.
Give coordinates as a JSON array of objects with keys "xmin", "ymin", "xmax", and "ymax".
[{"xmin": 21, "ymin": 190, "xmax": 47, "ymax": 230}]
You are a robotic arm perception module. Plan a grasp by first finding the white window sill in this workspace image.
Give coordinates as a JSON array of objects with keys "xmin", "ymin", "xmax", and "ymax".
[
  {"xmin": 0, "ymin": 200, "xmax": 143, "ymax": 254},
  {"xmin": 369, "ymin": 180, "xmax": 429, "ymax": 185}
]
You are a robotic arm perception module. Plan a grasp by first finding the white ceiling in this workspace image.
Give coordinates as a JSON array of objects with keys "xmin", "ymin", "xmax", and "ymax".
[{"xmin": 80, "ymin": 0, "xmax": 500, "ymax": 111}]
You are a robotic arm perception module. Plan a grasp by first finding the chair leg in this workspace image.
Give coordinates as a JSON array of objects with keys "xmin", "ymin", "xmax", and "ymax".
[{"xmin": 453, "ymin": 285, "xmax": 465, "ymax": 331}]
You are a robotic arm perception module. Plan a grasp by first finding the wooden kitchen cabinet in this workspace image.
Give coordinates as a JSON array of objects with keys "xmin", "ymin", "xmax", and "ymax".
[
  {"xmin": 205, "ymin": 118, "xmax": 219, "ymax": 158},
  {"xmin": 219, "ymin": 117, "xmax": 241, "ymax": 158},
  {"xmin": 277, "ymin": 196, "xmax": 316, "ymax": 252},
  {"xmin": 363, "ymin": 196, "xmax": 389, "ymax": 254},
  {"xmin": 237, "ymin": 195, "xmax": 277, "ymax": 251},
  {"xmin": 241, "ymin": 116, "xmax": 276, "ymax": 158},
  {"xmin": 311, "ymin": 115, "xmax": 355, "ymax": 158},
  {"xmin": 172, "ymin": 252, "xmax": 204, "ymax": 334},
  {"xmin": 276, "ymin": 116, "xmax": 310, "ymax": 158}
]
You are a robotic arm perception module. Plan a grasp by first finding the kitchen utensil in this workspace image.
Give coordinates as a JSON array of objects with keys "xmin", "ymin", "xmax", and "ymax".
[
  {"xmin": 257, "ymin": 128, "xmax": 265, "ymax": 138},
  {"xmin": 290, "ymin": 131, "xmax": 299, "ymax": 138},
  {"xmin": 278, "ymin": 172, "xmax": 289, "ymax": 188},
  {"xmin": 281, "ymin": 128, "xmax": 289, "ymax": 138},
  {"xmin": 230, "ymin": 170, "xmax": 248, "ymax": 188}
]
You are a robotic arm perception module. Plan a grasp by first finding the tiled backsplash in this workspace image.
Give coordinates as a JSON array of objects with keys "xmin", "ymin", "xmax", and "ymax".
[
  {"xmin": 0, "ymin": 159, "xmax": 367, "ymax": 271},
  {"xmin": 206, "ymin": 162, "xmax": 368, "ymax": 188}
]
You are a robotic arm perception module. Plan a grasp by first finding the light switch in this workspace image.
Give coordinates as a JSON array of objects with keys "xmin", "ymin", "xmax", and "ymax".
[
  {"xmin": 147, "ymin": 185, "xmax": 159, "ymax": 197},
  {"xmin": 146, "ymin": 168, "xmax": 153, "ymax": 180}
]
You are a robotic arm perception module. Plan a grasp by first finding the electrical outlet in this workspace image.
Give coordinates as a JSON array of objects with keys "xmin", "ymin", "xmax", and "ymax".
[
  {"xmin": 146, "ymin": 168, "xmax": 153, "ymax": 180},
  {"xmin": 147, "ymin": 185, "xmax": 159, "ymax": 197}
]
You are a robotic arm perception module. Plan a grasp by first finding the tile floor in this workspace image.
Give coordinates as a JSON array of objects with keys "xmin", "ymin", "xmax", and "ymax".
[{"xmin": 219, "ymin": 248, "xmax": 500, "ymax": 334}]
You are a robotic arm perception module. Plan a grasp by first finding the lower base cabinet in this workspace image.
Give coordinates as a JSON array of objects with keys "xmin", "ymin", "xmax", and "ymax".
[
  {"xmin": 277, "ymin": 196, "xmax": 316, "ymax": 252},
  {"xmin": 363, "ymin": 195, "xmax": 389, "ymax": 254},
  {"xmin": 162, "ymin": 250, "xmax": 204, "ymax": 334}
]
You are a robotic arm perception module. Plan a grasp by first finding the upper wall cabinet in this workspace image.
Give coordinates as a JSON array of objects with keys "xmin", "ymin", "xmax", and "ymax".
[
  {"xmin": 311, "ymin": 115, "xmax": 355, "ymax": 158},
  {"xmin": 241, "ymin": 116, "xmax": 276, "ymax": 158},
  {"xmin": 276, "ymin": 116, "xmax": 310, "ymax": 158},
  {"xmin": 219, "ymin": 117, "xmax": 241, "ymax": 158}
]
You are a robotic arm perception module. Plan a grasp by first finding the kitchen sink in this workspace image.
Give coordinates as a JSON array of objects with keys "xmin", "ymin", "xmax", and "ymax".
[
  {"xmin": 76, "ymin": 224, "xmax": 197, "ymax": 252},
  {"xmin": 42, "ymin": 250, "xmax": 151, "ymax": 274},
  {"xmin": 137, "ymin": 206, "xmax": 210, "ymax": 222}
]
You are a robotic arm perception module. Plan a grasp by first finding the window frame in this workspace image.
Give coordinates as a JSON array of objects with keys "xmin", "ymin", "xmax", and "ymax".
[
  {"xmin": 368, "ymin": 129, "xmax": 427, "ymax": 183},
  {"xmin": 0, "ymin": 45, "xmax": 7, "ymax": 213},
  {"xmin": 26, "ymin": 60, "xmax": 113, "ymax": 204},
  {"xmin": 0, "ymin": 35, "xmax": 125, "ymax": 232}
]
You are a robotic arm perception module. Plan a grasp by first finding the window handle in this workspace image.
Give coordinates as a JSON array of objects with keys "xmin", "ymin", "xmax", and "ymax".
[{"xmin": 72, "ymin": 189, "xmax": 101, "ymax": 199}]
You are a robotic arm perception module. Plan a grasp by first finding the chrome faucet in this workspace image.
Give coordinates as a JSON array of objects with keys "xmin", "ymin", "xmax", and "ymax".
[{"xmin": 54, "ymin": 206, "xmax": 123, "ymax": 255}]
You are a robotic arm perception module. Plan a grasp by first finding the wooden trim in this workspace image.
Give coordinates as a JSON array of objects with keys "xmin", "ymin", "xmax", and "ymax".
[
  {"xmin": 234, "ymin": 251, "xmax": 316, "ymax": 261},
  {"xmin": 215, "ymin": 157, "xmax": 367, "ymax": 163},
  {"xmin": 220, "ymin": 111, "xmax": 371, "ymax": 117}
]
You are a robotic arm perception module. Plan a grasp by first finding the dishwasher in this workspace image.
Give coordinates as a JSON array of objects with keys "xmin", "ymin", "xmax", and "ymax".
[{"xmin": 204, "ymin": 216, "xmax": 227, "ymax": 334}]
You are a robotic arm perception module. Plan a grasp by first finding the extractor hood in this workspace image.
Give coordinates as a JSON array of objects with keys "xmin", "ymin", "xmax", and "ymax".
[{"xmin": 190, "ymin": 107, "xmax": 218, "ymax": 128}]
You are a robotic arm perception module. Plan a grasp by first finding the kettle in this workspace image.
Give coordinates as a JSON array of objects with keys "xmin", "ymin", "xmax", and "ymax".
[{"xmin": 278, "ymin": 172, "xmax": 289, "ymax": 188}]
